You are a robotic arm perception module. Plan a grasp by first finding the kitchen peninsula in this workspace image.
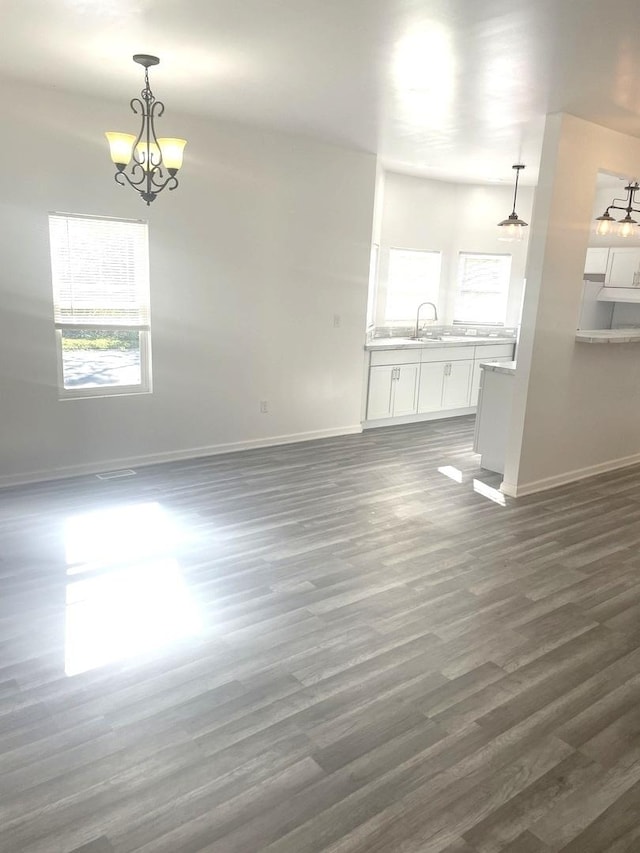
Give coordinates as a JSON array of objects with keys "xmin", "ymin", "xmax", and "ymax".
[{"xmin": 473, "ymin": 360, "xmax": 516, "ymax": 474}]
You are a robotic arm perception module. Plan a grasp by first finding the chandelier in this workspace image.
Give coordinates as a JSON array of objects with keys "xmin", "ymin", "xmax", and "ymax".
[
  {"xmin": 497, "ymin": 164, "xmax": 528, "ymax": 241},
  {"xmin": 595, "ymin": 181, "xmax": 640, "ymax": 238},
  {"xmin": 105, "ymin": 55, "xmax": 187, "ymax": 205}
]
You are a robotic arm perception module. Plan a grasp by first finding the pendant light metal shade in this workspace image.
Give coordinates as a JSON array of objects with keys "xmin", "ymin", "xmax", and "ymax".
[
  {"xmin": 498, "ymin": 164, "xmax": 528, "ymax": 242},
  {"xmin": 595, "ymin": 181, "xmax": 640, "ymax": 238}
]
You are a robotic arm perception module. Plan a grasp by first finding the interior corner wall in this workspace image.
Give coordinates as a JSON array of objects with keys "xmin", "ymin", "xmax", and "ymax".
[
  {"xmin": 376, "ymin": 171, "xmax": 534, "ymax": 328},
  {"xmin": 502, "ymin": 112, "xmax": 640, "ymax": 496},
  {"xmin": 0, "ymin": 80, "xmax": 377, "ymax": 485}
]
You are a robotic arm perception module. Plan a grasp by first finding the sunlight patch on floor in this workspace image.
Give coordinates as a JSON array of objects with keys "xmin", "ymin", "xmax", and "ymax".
[{"xmin": 63, "ymin": 502, "xmax": 201, "ymax": 676}]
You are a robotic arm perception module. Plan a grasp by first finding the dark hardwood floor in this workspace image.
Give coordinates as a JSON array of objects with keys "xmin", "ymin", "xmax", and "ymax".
[{"xmin": 2, "ymin": 416, "xmax": 640, "ymax": 852}]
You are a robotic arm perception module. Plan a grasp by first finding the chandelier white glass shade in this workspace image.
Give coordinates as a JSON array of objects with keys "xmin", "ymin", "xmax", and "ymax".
[
  {"xmin": 497, "ymin": 164, "xmax": 528, "ymax": 242},
  {"xmin": 105, "ymin": 55, "xmax": 187, "ymax": 205},
  {"xmin": 595, "ymin": 182, "xmax": 640, "ymax": 238}
]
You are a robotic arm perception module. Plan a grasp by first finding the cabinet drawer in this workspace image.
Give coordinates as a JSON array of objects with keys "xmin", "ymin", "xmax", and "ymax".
[
  {"xmin": 370, "ymin": 349, "xmax": 421, "ymax": 366},
  {"xmin": 474, "ymin": 343, "xmax": 515, "ymax": 360},
  {"xmin": 421, "ymin": 346, "xmax": 474, "ymax": 363}
]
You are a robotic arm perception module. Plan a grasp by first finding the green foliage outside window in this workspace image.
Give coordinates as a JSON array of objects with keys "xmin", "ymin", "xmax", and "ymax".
[{"xmin": 61, "ymin": 329, "xmax": 139, "ymax": 351}]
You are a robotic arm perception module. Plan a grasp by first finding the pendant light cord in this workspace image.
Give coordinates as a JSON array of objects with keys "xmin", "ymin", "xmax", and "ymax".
[{"xmin": 511, "ymin": 165, "xmax": 522, "ymax": 216}]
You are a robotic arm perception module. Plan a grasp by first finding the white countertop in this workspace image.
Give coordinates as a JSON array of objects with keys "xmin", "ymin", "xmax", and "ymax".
[
  {"xmin": 366, "ymin": 336, "xmax": 516, "ymax": 351},
  {"xmin": 575, "ymin": 329, "xmax": 640, "ymax": 343},
  {"xmin": 479, "ymin": 360, "xmax": 517, "ymax": 375}
]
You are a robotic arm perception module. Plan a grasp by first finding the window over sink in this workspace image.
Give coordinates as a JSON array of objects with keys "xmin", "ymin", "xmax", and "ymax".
[
  {"xmin": 454, "ymin": 252, "xmax": 511, "ymax": 325},
  {"xmin": 384, "ymin": 248, "xmax": 441, "ymax": 324}
]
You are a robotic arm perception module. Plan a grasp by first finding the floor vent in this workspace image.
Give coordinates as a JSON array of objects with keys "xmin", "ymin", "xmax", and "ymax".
[{"xmin": 95, "ymin": 469, "xmax": 137, "ymax": 480}]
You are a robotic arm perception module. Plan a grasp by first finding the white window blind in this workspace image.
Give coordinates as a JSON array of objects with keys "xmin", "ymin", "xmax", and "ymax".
[
  {"xmin": 454, "ymin": 253, "xmax": 511, "ymax": 324},
  {"xmin": 385, "ymin": 248, "xmax": 441, "ymax": 322},
  {"xmin": 49, "ymin": 214, "xmax": 150, "ymax": 328}
]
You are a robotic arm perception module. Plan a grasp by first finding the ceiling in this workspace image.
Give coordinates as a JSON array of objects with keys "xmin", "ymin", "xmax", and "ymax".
[{"xmin": 5, "ymin": 0, "xmax": 640, "ymax": 185}]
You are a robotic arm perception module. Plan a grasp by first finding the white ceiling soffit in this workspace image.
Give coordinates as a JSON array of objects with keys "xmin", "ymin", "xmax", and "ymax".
[{"xmin": 3, "ymin": 0, "xmax": 640, "ymax": 185}]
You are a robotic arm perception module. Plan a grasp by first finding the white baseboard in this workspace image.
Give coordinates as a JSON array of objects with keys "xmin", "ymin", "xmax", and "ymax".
[
  {"xmin": 0, "ymin": 424, "xmax": 364, "ymax": 489},
  {"xmin": 364, "ymin": 407, "xmax": 476, "ymax": 429},
  {"xmin": 501, "ymin": 450, "xmax": 640, "ymax": 497}
]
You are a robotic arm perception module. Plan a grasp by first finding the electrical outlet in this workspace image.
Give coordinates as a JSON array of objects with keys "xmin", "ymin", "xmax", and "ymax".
[
  {"xmin": 333, "ymin": 314, "xmax": 341, "ymax": 327},
  {"xmin": 260, "ymin": 400, "xmax": 269, "ymax": 413}
]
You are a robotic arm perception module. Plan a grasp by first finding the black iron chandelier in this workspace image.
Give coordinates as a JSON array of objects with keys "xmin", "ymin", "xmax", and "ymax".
[
  {"xmin": 497, "ymin": 164, "xmax": 528, "ymax": 241},
  {"xmin": 105, "ymin": 54, "xmax": 186, "ymax": 205},
  {"xmin": 595, "ymin": 181, "xmax": 640, "ymax": 238}
]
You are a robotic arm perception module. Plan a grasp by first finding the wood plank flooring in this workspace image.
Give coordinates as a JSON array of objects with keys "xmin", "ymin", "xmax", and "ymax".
[{"xmin": 1, "ymin": 416, "xmax": 640, "ymax": 851}]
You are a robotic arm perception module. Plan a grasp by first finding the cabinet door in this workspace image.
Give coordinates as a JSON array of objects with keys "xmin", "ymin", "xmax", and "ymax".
[
  {"xmin": 417, "ymin": 362, "xmax": 444, "ymax": 413},
  {"xmin": 442, "ymin": 360, "xmax": 473, "ymax": 410},
  {"xmin": 584, "ymin": 247, "xmax": 609, "ymax": 276},
  {"xmin": 605, "ymin": 248, "xmax": 640, "ymax": 287},
  {"xmin": 392, "ymin": 364, "xmax": 419, "ymax": 416},
  {"xmin": 367, "ymin": 366, "xmax": 394, "ymax": 420}
]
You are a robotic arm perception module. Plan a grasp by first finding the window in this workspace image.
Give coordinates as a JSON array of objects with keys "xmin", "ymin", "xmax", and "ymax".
[
  {"xmin": 49, "ymin": 213, "xmax": 151, "ymax": 398},
  {"xmin": 384, "ymin": 248, "xmax": 441, "ymax": 323},
  {"xmin": 454, "ymin": 253, "xmax": 511, "ymax": 325}
]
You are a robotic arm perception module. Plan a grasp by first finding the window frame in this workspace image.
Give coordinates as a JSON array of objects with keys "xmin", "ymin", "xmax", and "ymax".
[
  {"xmin": 383, "ymin": 246, "xmax": 442, "ymax": 326},
  {"xmin": 453, "ymin": 251, "xmax": 512, "ymax": 326},
  {"xmin": 366, "ymin": 243, "xmax": 379, "ymax": 329},
  {"xmin": 49, "ymin": 212, "xmax": 152, "ymax": 401}
]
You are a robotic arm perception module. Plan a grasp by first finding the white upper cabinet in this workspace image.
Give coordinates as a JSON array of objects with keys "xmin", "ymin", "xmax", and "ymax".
[
  {"xmin": 584, "ymin": 247, "xmax": 609, "ymax": 277},
  {"xmin": 604, "ymin": 248, "xmax": 640, "ymax": 288}
]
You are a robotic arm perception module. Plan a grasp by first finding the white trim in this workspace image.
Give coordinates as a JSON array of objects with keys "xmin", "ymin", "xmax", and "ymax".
[
  {"xmin": 500, "ymin": 451, "xmax": 640, "ymax": 497},
  {"xmin": 364, "ymin": 407, "xmax": 476, "ymax": 429},
  {"xmin": 50, "ymin": 210, "xmax": 146, "ymax": 225},
  {"xmin": 0, "ymin": 424, "xmax": 363, "ymax": 489},
  {"xmin": 55, "ymin": 328, "xmax": 152, "ymax": 400}
]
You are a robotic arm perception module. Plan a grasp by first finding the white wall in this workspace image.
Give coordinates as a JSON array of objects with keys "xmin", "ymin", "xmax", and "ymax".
[
  {"xmin": 503, "ymin": 112, "xmax": 640, "ymax": 496},
  {"xmin": 376, "ymin": 172, "xmax": 534, "ymax": 327},
  {"xmin": 0, "ymin": 80, "xmax": 377, "ymax": 485}
]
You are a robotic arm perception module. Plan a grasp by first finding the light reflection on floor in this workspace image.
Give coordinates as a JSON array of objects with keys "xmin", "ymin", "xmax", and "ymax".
[
  {"xmin": 64, "ymin": 501, "xmax": 184, "ymax": 570},
  {"xmin": 437, "ymin": 465, "xmax": 506, "ymax": 506},
  {"xmin": 63, "ymin": 502, "xmax": 201, "ymax": 677},
  {"xmin": 437, "ymin": 465, "xmax": 463, "ymax": 483},
  {"xmin": 472, "ymin": 478, "xmax": 506, "ymax": 506}
]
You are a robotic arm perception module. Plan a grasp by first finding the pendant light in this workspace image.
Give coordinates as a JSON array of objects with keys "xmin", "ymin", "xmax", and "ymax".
[
  {"xmin": 497, "ymin": 164, "xmax": 528, "ymax": 241},
  {"xmin": 595, "ymin": 181, "xmax": 640, "ymax": 238},
  {"xmin": 106, "ymin": 55, "xmax": 187, "ymax": 205}
]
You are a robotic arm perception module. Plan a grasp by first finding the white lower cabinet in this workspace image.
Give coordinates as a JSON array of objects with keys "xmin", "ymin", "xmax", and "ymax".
[
  {"xmin": 392, "ymin": 364, "xmax": 420, "ymax": 416},
  {"xmin": 366, "ymin": 341, "xmax": 515, "ymax": 423},
  {"xmin": 442, "ymin": 360, "xmax": 473, "ymax": 409},
  {"xmin": 367, "ymin": 363, "xmax": 419, "ymax": 419},
  {"xmin": 417, "ymin": 362, "xmax": 444, "ymax": 413},
  {"xmin": 418, "ymin": 360, "xmax": 473, "ymax": 413}
]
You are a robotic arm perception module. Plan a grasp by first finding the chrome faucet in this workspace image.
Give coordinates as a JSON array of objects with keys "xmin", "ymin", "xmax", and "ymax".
[{"xmin": 413, "ymin": 301, "xmax": 438, "ymax": 338}]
